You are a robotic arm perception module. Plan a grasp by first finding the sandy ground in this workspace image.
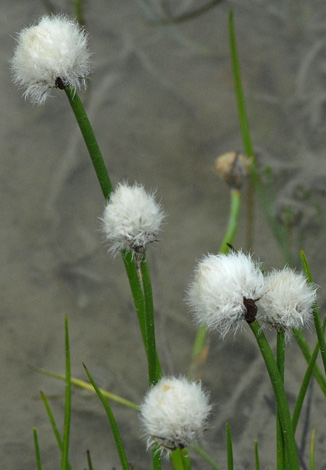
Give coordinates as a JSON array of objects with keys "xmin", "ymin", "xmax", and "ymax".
[{"xmin": 2, "ymin": 0, "xmax": 326, "ymax": 468}]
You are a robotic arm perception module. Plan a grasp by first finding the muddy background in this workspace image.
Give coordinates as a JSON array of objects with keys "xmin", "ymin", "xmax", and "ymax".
[{"xmin": 2, "ymin": 0, "xmax": 326, "ymax": 469}]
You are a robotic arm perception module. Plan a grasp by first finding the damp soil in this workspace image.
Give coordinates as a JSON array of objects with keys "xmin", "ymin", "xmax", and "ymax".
[{"xmin": 2, "ymin": 1, "xmax": 326, "ymax": 469}]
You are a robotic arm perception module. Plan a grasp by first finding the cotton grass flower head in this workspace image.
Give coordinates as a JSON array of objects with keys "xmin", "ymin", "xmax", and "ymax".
[
  {"xmin": 11, "ymin": 15, "xmax": 91, "ymax": 105},
  {"xmin": 101, "ymin": 182, "xmax": 165, "ymax": 258},
  {"xmin": 258, "ymin": 267, "xmax": 317, "ymax": 338},
  {"xmin": 140, "ymin": 376, "xmax": 211, "ymax": 454},
  {"xmin": 187, "ymin": 251, "xmax": 265, "ymax": 337}
]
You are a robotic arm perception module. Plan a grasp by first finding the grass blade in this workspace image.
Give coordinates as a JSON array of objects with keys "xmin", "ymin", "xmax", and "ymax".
[
  {"xmin": 33, "ymin": 428, "xmax": 42, "ymax": 470},
  {"xmin": 83, "ymin": 363, "xmax": 131, "ymax": 470}
]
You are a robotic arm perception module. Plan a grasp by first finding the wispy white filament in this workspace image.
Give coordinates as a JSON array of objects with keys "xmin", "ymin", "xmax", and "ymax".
[
  {"xmin": 258, "ymin": 267, "xmax": 317, "ymax": 338},
  {"xmin": 102, "ymin": 183, "xmax": 165, "ymax": 256},
  {"xmin": 11, "ymin": 15, "xmax": 91, "ymax": 104},
  {"xmin": 140, "ymin": 376, "xmax": 211, "ymax": 454},
  {"xmin": 187, "ymin": 251, "xmax": 265, "ymax": 337}
]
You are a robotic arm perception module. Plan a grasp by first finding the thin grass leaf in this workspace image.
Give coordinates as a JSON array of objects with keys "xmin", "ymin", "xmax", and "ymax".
[
  {"xmin": 33, "ymin": 428, "xmax": 42, "ymax": 470},
  {"xmin": 191, "ymin": 444, "xmax": 221, "ymax": 469},
  {"xmin": 292, "ymin": 317, "xmax": 326, "ymax": 433},
  {"xmin": 310, "ymin": 430, "xmax": 316, "ymax": 470},
  {"xmin": 293, "ymin": 328, "xmax": 326, "ymax": 397},
  {"xmin": 40, "ymin": 392, "xmax": 62, "ymax": 450},
  {"xmin": 62, "ymin": 315, "xmax": 71, "ymax": 470},
  {"xmin": 83, "ymin": 364, "xmax": 131, "ymax": 470},
  {"xmin": 226, "ymin": 423, "xmax": 233, "ymax": 470},
  {"xmin": 254, "ymin": 440, "xmax": 259, "ymax": 470},
  {"xmin": 300, "ymin": 250, "xmax": 326, "ymax": 373}
]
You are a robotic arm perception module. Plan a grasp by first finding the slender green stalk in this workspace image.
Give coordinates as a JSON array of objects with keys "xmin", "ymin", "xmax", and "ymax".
[
  {"xmin": 292, "ymin": 317, "xmax": 326, "ymax": 433},
  {"xmin": 62, "ymin": 315, "xmax": 71, "ymax": 470},
  {"xmin": 170, "ymin": 448, "xmax": 191, "ymax": 470},
  {"xmin": 83, "ymin": 364, "xmax": 131, "ymax": 470},
  {"xmin": 64, "ymin": 88, "xmax": 163, "ymax": 388},
  {"xmin": 86, "ymin": 450, "xmax": 93, "ymax": 470},
  {"xmin": 293, "ymin": 328, "xmax": 326, "ymax": 396},
  {"xmin": 152, "ymin": 450, "xmax": 162, "ymax": 470},
  {"xmin": 64, "ymin": 87, "xmax": 113, "ymax": 199},
  {"xmin": 219, "ymin": 190, "xmax": 241, "ymax": 253},
  {"xmin": 300, "ymin": 250, "xmax": 326, "ymax": 373},
  {"xmin": 254, "ymin": 440, "xmax": 259, "ymax": 470},
  {"xmin": 310, "ymin": 430, "xmax": 316, "ymax": 470},
  {"xmin": 249, "ymin": 321, "xmax": 299, "ymax": 469},
  {"xmin": 141, "ymin": 254, "xmax": 162, "ymax": 385},
  {"xmin": 33, "ymin": 428, "xmax": 42, "ymax": 470},
  {"xmin": 229, "ymin": 10, "xmax": 253, "ymax": 157},
  {"xmin": 122, "ymin": 250, "xmax": 147, "ymax": 348},
  {"xmin": 189, "ymin": 190, "xmax": 241, "ymax": 379},
  {"xmin": 276, "ymin": 330, "xmax": 285, "ymax": 470},
  {"xmin": 34, "ymin": 367, "xmax": 139, "ymax": 410},
  {"xmin": 226, "ymin": 423, "xmax": 233, "ymax": 470},
  {"xmin": 191, "ymin": 444, "xmax": 221, "ymax": 469}
]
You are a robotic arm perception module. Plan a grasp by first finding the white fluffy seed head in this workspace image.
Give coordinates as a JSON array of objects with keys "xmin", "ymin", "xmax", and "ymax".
[
  {"xmin": 101, "ymin": 183, "xmax": 165, "ymax": 256},
  {"xmin": 258, "ymin": 267, "xmax": 317, "ymax": 338},
  {"xmin": 11, "ymin": 15, "xmax": 91, "ymax": 105},
  {"xmin": 187, "ymin": 251, "xmax": 265, "ymax": 337},
  {"xmin": 140, "ymin": 376, "xmax": 211, "ymax": 454}
]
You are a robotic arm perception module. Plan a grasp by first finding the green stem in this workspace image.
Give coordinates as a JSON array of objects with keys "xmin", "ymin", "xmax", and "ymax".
[
  {"xmin": 276, "ymin": 330, "xmax": 285, "ymax": 470},
  {"xmin": 62, "ymin": 315, "xmax": 71, "ymax": 470},
  {"xmin": 226, "ymin": 423, "xmax": 233, "ymax": 470},
  {"xmin": 170, "ymin": 448, "xmax": 191, "ymax": 470},
  {"xmin": 229, "ymin": 10, "xmax": 253, "ymax": 157},
  {"xmin": 249, "ymin": 321, "xmax": 299, "ymax": 469},
  {"xmin": 64, "ymin": 87, "xmax": 113, "ymax": 199},
  {"xmin": 219, "ymin": 189, "xmax": 242, "ymax": 253},
  {"xmin": 189, "ymin": 190, "xmax": 241, "ymax": 379},
  {"xmin": 141, "ymin": 254, "xmax": 162, "ymax": 385},
  {"xmin": 254, "ymin": 440, "xmax": 260, "ymax": 470}
]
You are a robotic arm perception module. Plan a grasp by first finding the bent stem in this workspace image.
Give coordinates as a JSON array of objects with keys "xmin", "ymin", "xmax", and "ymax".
[
  {"xmin": 189, "ymin": 189, "xmax": 241, "ymax": 379},
  {"xmin": 64, "ymin": 88, "xmax": 162, "ymax": 384},
  {"xmin": 249, "ymin": 321, "xmax": 299, "ymax": 470}
]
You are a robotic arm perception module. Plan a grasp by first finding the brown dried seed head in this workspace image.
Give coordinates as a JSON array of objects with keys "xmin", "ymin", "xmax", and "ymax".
[{"xmin": 214, "ymin": 152, "xmax": 252, "ymax": 189}]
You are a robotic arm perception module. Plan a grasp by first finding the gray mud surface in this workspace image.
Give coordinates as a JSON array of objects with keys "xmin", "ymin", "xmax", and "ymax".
[{"xmin": 2, "ymin": 1, "xmax": 326, "ymax": 469}]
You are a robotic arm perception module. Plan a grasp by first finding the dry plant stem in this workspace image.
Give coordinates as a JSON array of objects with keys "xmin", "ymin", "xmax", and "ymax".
[
  {"xmin": 35, "ymin": 367, "xmax": 139, "ymax": 410},
  {"xmin": 249, "ymin": 321, "xmax": 300, "ymax": 470}
]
